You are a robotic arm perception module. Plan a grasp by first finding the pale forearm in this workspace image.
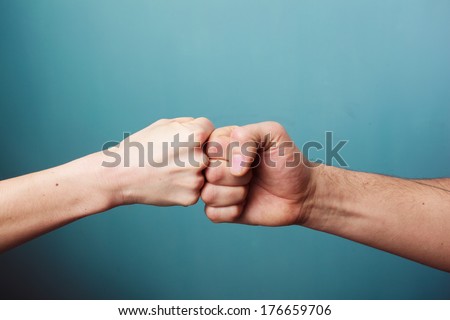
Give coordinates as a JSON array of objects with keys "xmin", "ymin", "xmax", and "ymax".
[
  {"xmin": 304, "ymin": 166, "xmax": 450, "ymax": 271},
  {"xmin": 0, "ymin": 117, "xmax": 213, "ymax": 252},
  {"xmin": 0, "ymin": 152, "xmax": 118, "ymax": 252}
]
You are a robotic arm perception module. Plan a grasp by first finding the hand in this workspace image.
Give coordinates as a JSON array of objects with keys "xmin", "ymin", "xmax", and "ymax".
[
  {"xmin": 202, "ymin": 121, "xmax": 318, "ymax": 226},
  {"xmin": 104, "ymin": 117, "xmax": 214, "ymax": 207}
]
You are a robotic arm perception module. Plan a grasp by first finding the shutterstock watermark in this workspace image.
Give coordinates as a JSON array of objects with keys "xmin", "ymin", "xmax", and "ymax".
[{"xmin": 101, "ymin": 131, "xmax": 349, "ymax": 168}]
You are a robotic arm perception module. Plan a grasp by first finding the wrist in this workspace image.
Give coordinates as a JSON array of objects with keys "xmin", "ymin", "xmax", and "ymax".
[
  {"xmin": 74, "ymin": 151, "xmax": 125, "ymax": 212},
  {"xmin": 301, "ymin": 165, "xmax": 376, "ymax": 241},
  {"xmin": 298, "ymin": 164, "xmax": 346, "ymax": 231}
]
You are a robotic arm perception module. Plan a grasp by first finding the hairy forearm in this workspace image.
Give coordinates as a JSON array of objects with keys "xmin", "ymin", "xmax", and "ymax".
[
  {"xmin": 411, "ymin": 178, "xmax": 450, "ymax": 192},
  {"xmin": 0, "ymin": 152, "xmax": 119, "ymax": 252},
  {"xmin": 304, "ymin": 166, "xmax": 450, "ymax": 272}
]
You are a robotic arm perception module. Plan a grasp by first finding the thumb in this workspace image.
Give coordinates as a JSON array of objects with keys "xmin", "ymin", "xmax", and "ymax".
[{"xmin": 229, "ymin": 121, "xmax": 290, "ymax": 176}]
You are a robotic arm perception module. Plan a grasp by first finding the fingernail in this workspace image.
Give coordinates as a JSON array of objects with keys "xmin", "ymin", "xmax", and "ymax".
[{"xmin": 231, "ymin": 154, "xmax": 244, "ymax": 175}]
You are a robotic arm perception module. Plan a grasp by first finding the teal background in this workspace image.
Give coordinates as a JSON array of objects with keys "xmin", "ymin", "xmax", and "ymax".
[{"xmin": 1, "ymin": 0, "xmax": 449, "ymax": 299}]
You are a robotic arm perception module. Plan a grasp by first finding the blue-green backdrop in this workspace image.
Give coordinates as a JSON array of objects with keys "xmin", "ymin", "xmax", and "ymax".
[{"xmin": 1, "ymin": 0, "xmax": 449, "ymax": 299}]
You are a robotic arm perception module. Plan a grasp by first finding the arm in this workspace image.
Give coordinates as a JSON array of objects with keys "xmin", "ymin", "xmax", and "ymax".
[
  {"xmin": 0, "ymin": 153, "xmax": 118, "ymax": 252},
  {"xmin": 201, "ymin": 122, "xmax": 450, "ymax": 272},
  {"xmin": 0, "ymin": 117, "xmax": 214, "ymax": 252},
  {"xmin": 306, "ymin": 167, "xmax": 450, "ymax": 271}
]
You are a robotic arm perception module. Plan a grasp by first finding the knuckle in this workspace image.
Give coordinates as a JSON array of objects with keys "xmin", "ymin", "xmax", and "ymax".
[
  {"xmin": 237, "ymin": 185, "xmax": 248, "ymax": 200},
  {"xmin": 181, "ymin": 192, "xmax": 200, "ymax": 207},
  {"xmin": 205, "ymin": 206, "xmax": 221, "ymax": 223},
  {"xmin": 197, "ymin": 117, "xmax": 213, "ymax": 127},
  {"xmin": 193, "ymin": 175, "xmax": 205, "ymax": 190},
  {"xmin": 195, "ymin": 129, "xmax": 209, "ymax": 144},
  {"xmin": 230, "ymin": 127, "xmax": 246, "ymax": 141},
  {"xmin": 168, "ymin": 121, "xmax": 182, "ymax": 131},
  {"xmin": 194, "ymin": 150, "xmax": 208, "ymax": 169},
  {"xmin": 205, "ymin": 166, "xmax": 223, "ymax": 184},
  {"xmin": 267, "ymin": 121, "xmax": 284, "ymax": 133},
  {"xmin": 200, "ymin": 183, "xmax": 216, "ymax": 204},
  {"xmin": 199, "ymin": 158, "xmax": 209, "ymax": 170},
  {"xmin": 201, "ymin": 153, "xmax": 210, "ymax": 168},
  {"xmin": 205, "ymin": 140, "xmax": 223, "ymax": 157},
  {"xmin": 228, "ymin": 206, "xmax": 242, "ymax": 220}
]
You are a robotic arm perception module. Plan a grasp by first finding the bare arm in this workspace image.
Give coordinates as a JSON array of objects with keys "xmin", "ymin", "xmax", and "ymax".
[
  {"xmin": 0, "ymin": 153, "xmax": 117, "ymax": 252},
  {"xmin": 0, "ymin": 117, "xmax": 214, "ymax": 252},
  {"xmin": 305, "ymin": 167, "xmax": 450, "ymax": 272},
  {"xmin": 201, "ymin": 122, "xmax": 450, "ymax": 272}
]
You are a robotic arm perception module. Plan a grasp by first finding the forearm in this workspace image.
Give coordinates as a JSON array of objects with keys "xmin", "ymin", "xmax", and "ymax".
[
  {"xmin": 0, "ymin": 117, "xmax": 213, "ymax": 252},
  {"xmin": 304, "ymin": 166, "xmax": 450, "ymax": 272},
  {"xmin": 411, "ymin": 178, "xmax": 450, "ymax": 191},
  {"xmin": 0, "ymin": 152, "xmax": 119, "ymax": 252}
]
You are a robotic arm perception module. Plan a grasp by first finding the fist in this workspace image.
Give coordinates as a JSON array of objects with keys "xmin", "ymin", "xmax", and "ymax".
[
  {"xmin": 202, "ymin": 122, "xmax": 316, "ymax": 226},
  {"xmin": 104, "ymin": 117, "xmax": 214, "ymax": 207}
]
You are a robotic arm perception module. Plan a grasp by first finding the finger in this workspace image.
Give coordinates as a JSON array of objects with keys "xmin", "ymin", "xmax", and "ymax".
[
  {"xmin": 205, "ymin": 159, "xmax": 252, "ymax": 186},
  {"xmin": 208, "ymin": 126, "xmax": 237, "ymax": 141},
  {"xmin": 201, "ymin": 183, "xmax": 248, "ymax": 207},
  {"xmin": 197, "ymin": 149, "xmax": 210, "ymax": 170},
  {"xmin": 192, "ymin": 117, "xmax": 215, "ymax": 141},
  {"xmin": 205, "ymin": 135, "xmax": 230, "ymax": 160},
  {"xmin": 204, "ymin": 204, "xmax": 245, "ymax": 223},
  {"xmin": 178, "ymin": 148, "xmax": 209, "ymax": 170},
  {"xmin": 229, "ymin": 121, "xmax": 291, "ymax": 176},
  {"xmin": 205, "ymin": 126, "xmax": 237, "ymax": 160},
  {"xmin": 185, "ymin": 117, "xmax": 215, "ymax": 144}
]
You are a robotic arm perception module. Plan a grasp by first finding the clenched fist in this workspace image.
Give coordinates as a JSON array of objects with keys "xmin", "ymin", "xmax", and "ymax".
[
  {"xmin": 202, "ymin": 122, "xmax": 317, "ymax": 226},
  {"xmin": 104, "ymin": 117, "xmax": 214, "ymax": 207}
]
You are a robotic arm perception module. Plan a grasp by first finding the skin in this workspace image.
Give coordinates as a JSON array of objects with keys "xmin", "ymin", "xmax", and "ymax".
[
  {"xmin": 202, "ymin": 122, "xmax": 450, "ymax": 272},
  {"xmin": 1, "ymin": 117, "xmax": 449, "ymax": 272},
  {"xmin": 0, "ymin": 117, "xmax": 214, "ymax": 252}
]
